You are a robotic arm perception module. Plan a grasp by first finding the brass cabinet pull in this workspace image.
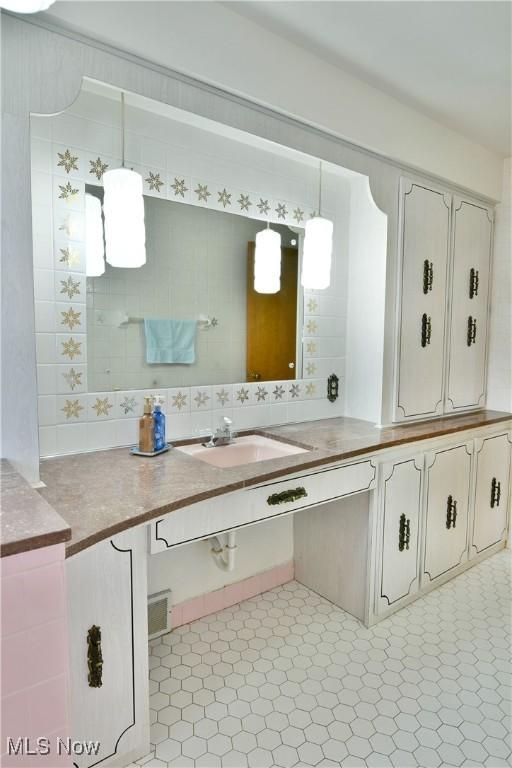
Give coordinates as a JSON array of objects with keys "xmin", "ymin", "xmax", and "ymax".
[
  {"xmin": 467, "ymin": 316, "xmax": 477, "ymax": 346},
  {"xmin": 490, "ymin": 477, "xmax": 501, "ymax": 508},
  {"xmin": 87, "ymin": 625, "xmax": 103, "ymax": 688},
  {"xmin": 398, "ymin": 513, "xmax": 411, "ymax": 552},
  {"xmin": 469, "ymin": 268, "xmax": 479, "ymax": 299},
  {"xmin": 423, "ymin": 260, "xmax": 434, "ymax": 294},
  {"xmin": 421, "ymin": 313, "xmax": 432, "ymax": 348},
  {"xmin": 446, "ymin": 495, "xmax": 457, "ymax": 529},
  {"xmin": 267, "ymin": 487, "xmax": 308, "ymax": 506}
]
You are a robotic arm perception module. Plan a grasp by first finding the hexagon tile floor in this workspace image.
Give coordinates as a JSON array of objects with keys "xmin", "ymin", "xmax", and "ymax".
[{"xmin": 131, "ymin": 550, "xmax": 511, "ymax": 768}]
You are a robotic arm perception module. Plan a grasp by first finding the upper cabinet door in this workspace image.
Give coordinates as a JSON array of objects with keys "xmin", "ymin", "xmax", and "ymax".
[
  {"xmin": 446, "ymin": 198, "xmax": 493, "ymax": 411},
  {"xmin": 395, "ymin": 179, "xmax": 451, "ymax": 420}
]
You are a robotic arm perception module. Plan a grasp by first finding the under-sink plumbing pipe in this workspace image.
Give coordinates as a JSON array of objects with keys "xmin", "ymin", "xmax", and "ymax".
[{"xmin": 209, "ymin": 531, "xmax": 237, "ymax": 572}]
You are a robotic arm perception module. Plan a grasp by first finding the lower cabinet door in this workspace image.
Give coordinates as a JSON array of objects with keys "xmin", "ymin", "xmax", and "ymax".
[
  {"xmin": 472, "ymin": 433, "xmax": 511, "ymax": 556},
  {"xmin": 423, "ymin": 443, "xmax": 472, "ymax": 583},
  {"xmin": 377, "ymin": 457, "xmax": 422, "ymax": 613},
  {"xmin": 67, "ymin": 528, "xmax": 149, "ymax": 767}
]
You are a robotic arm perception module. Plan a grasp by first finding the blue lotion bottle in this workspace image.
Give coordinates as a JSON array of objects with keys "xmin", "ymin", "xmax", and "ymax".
[{"xmin": 153, "ymin": 398, "xmax": 166, "ymax": 452}]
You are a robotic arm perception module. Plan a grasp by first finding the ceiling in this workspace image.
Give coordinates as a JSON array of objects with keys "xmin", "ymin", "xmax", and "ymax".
[
  {"xmin": 227, "ymin": 1, "xmax": 511, "ymax": 156},
  {"xmin": 40, "ymin": 0, "xmax": 511, "ymax": 157}
]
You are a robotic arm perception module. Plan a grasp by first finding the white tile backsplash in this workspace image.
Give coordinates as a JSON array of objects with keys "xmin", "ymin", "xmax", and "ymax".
[{"xmin": 31, "ymin": 90, "xmax": 347, "ymax": 457}]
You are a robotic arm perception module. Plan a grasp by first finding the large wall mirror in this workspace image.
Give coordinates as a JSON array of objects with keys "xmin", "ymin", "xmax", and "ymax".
[
  {"xmin": 85, "ymin": 187, "xmax": 303, "ymax": 391},
  {"xmin": 30, "ymin": 77, "xmax": 386, "ymax": 456}
]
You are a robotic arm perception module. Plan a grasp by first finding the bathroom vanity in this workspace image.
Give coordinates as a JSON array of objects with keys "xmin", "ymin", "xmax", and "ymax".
[
  {"xmin": 36, "ymin": 411, "xmax": 511, "ymax": 768},
  {"xmin": 1, "ymin": 14, "xmax": 509, "ymax": 768}
]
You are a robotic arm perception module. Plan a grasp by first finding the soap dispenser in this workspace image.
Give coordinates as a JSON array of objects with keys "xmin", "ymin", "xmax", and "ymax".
[
  {"xmin": 153, "ymin": 397, "xmax": 166, "ymax": 452},
  {"xmin": 139, "ymin": 396, "xmax": 155, "ymax": 453}
]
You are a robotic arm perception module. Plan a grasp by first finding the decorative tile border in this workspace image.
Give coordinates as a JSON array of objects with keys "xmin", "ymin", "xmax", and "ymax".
[{"xmin": 32, "ymin": 105, "xmax": 345, "ymax": 457}]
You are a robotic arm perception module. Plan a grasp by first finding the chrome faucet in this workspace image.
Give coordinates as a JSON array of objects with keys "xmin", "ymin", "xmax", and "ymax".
[{"xmin": 202, "ymin": 416, "xmax": 236, "ymax": 448}]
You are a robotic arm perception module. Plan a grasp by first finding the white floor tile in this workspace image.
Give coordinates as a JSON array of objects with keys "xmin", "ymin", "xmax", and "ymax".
[{"xmin": 144, "ymin": 550, "xmax": 511, "ymax": 767}]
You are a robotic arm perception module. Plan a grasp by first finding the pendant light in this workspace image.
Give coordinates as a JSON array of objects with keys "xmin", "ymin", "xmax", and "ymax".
[
  {"xmin": 254, "ymin": 223, "xmax": 281, "ymax": 294},
  {"xmin": 0, "ymin": 0, "xmax": 55, "ymax": 11},
  {"xmin": 103, "ymin": 93, "xmax": 146, "ymax": 268},
  {"xmin": 85, "ymin": 193, "xmax": 105, "ymax": 277},
  {"xmin": 301, "ymin": 161, "xmax": 333, "ymax": 290}
]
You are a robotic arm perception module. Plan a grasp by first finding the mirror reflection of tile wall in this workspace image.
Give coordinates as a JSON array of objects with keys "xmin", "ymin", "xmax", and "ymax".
[
  {"xmin": 31, "ymin": 84, "xmax": 349, "ymax": 457},
  {"xmin": 87, "ymin": 199, "xmax": 299, "ymax": 391}
]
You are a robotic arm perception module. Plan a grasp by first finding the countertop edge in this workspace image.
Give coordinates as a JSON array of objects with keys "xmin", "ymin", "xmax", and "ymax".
[
  {"xmin": 59, "ymin": 411, "xmax": 512, "ymax": 558},
  {"xmin": 1, "ymin": 459, "xmax": 72, "ymax": 559},
  {"xmin": 0, "ymin": 527, "xmax": 72, "ymax": 559}
]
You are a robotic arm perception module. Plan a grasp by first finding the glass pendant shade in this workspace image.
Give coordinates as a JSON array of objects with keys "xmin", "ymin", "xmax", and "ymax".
[
  {"xmin": 85, "ymin": 194, "xmax": 105, "ymax": 277},
  {"xmin": 103, "ymin": 168, "xmax": 146, "ymax": 268},
  {"xmin": 301, "ymin": 216, "xmax": 333, "ymax": 290},
  {"xmin": 0, "ymin": 0, "xmax": 54, "ymax": 11},
  {"xmin": 254, "ymin": 228, "xmax": 281, "ymax": 294}
]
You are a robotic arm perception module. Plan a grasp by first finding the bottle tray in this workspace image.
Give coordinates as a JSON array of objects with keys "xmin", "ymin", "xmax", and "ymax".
[{"xmin": 130, "ymin": 444, "xmax": 171, "ymax": 458}]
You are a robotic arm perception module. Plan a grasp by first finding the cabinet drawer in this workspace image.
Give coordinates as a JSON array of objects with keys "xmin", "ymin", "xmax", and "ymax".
[
  {"xmin": 247, "ymin": 460, "xmax": 376, "ymax": 523},
  {"xmin": 151, "ymin": 460, "xmax": 376, "ymax": 552},
  {"xmin": 151, "ymin": 492, "xmax": 252, "ymax": 552}
]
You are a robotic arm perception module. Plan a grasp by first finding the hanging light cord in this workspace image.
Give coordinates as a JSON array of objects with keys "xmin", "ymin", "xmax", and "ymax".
[
  {"xmin": 318, "ymin": 160, "xmax": 322, "ymax": 217},
  {"xmin": 121, "ymin": 91, "xmax": 125, "ymax": 169}
]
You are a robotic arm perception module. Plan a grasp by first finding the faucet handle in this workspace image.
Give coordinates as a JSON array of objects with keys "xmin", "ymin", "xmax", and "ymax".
[{"xmin": 223, "ymin": 416, "xmax": 232, "ymax": 426}]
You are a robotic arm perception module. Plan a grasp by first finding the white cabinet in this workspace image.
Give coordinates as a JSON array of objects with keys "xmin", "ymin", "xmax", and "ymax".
[
  {"xmin": 67, "ymin": 528, "xmax": 149, "ymax": 767},
  {"xmin": 423, "ymin": 442, "xmax": 472, "ymax": 584},
  {"xmin": 394, "ymin": 180, "xmax": 494, "ymax": 423},
  {"xmin": 376, "ymin": 457, "xmax": 422, "ymax": 613},
  {"xmin": 471, "ymin": 433, "xmax": 511, "ymax": 556},
  {"xmin": 395, "ymin": 179, "xmax": 451, "ymax": 420},
  {"xmin": 446, "ymin": 198, "xmax": 493, "ymax": 411}
]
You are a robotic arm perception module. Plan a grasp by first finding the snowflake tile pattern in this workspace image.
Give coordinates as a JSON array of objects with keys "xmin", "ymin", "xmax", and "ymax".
[
  {"xmin": 57, "ymin": 149, "xmax": 78, "ymax": 174},
  {"xmin": 89, "ymin": 157, "xmax": 108, "ymax": 181},
  {"xmin": 59, "ymin": 247, "xmax": 80, "ymax": 267},
  {"xmin": 132, "ymin": 551, "xmax": 511, "ymax": 768},
  {"xmin": 58, "ymin": 181, "xmax": 79, "ymax": 201},
  {"xmin": 146, "ymin": 172, "xmax": 164, "ymax": 193},
  {"xmin": 60, "ymin": 307, "xmax": 82, "ymax": 330},
  {"xmin": 171, "ymin": 178, "xmax": 188, "ymax": 198}
]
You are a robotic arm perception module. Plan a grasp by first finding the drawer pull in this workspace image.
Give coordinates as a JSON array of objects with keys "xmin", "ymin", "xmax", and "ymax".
[
  {"xmin": 490, "ymin": 477, "xmax": 501, "ymax": 508},
  {"xmin": 87, "ymin": 625, "xmax": 103, "ymax": 688},
  {"xmin": 467, "ymin": 316, "xmax": 477, "ymax": 346},
  {"xmin": 423, "ymin": 259, "xmax": 434, "ymax": 294},
  {"xmin": 469, "ymin": 268, "xmax": 479, "ymax": 299},
  {"xmin": 267, "ymin": 486, "xmax": 308, "ymax": 506},
  {"xmin": 446, "ymin": 495, "xmax": 457, "ymax": 529},
  {"xmin": 421, "ymin": 313, "xmax": 432, "ymax": 347},
  {"xmin": 398, "ymin": 513, "xmax": 411, "ymax": 552}
]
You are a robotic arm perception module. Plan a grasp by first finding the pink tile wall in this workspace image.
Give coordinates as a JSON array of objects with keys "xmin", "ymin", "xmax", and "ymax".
[
  {"xmin": 172, "ymin": 560, "xmax": 294, "ymax": 629},
  {"xmin": 1, "ymin": 544, "xmax": 70, "ymax": 767}
]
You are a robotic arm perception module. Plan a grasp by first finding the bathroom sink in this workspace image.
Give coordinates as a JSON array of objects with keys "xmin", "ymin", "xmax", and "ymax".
[{"xmin": 176, "ymin": 435, "xmax": 308, "ymax": 468}]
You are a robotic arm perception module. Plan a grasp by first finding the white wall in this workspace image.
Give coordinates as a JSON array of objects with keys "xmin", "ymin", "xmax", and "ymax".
[
  {"xmin": 487, "ymin": 158, "xmax": 512, "ymax": 412},
  {"xmin": 345, "ymin": 178, "xmax": 388, "ymax": 423},
  {"xmin": 148, "ymin": 516, "xmax": 293, "ymax": 604},
  {"xmin": 43, "ymin": 1, "xmax": 504, "ymax": 201}
]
